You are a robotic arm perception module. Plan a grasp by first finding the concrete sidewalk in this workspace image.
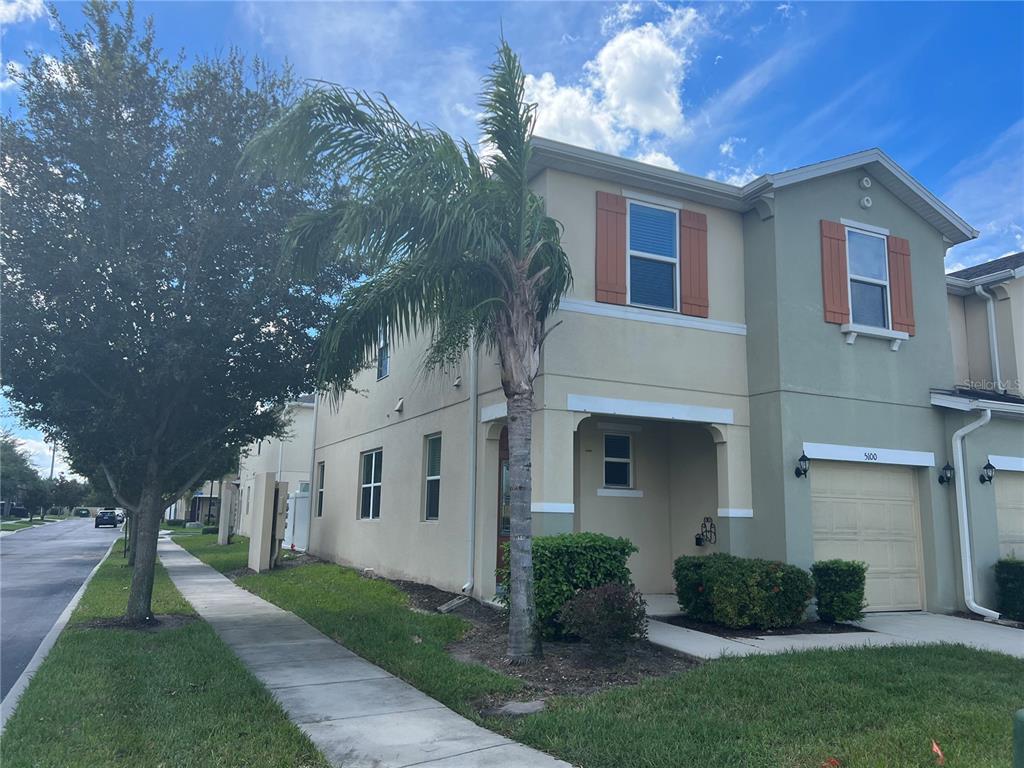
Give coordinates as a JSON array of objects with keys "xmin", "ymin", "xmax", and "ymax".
[{"xmin": 158, "ymin": 539, "xmax": 569, "ymax": 768}]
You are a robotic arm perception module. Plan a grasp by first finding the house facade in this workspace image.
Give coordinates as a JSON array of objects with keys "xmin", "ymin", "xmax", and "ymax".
[{"xmin": 306, "ymin": 139, "xmax": 1023, "ymax": 618}]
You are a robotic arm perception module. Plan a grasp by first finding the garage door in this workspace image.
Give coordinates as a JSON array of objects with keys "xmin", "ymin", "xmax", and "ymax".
[
  {"xmin": 995, "ymin": 471, "xmax": 1024, "ymax": 560},
  {"xmin": 812, "ymin": 461, "xmax": 923, "ymax": 612}
]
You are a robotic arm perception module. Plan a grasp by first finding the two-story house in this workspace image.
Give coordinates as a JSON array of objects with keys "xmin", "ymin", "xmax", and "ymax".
[{"xmin": 305, "ymin": 139, "xmax": 1022, "ymax": 619}]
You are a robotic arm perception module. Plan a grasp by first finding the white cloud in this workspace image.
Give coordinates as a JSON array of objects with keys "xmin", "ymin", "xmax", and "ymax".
[
  {"xmin": 635, "ymin": 150, "xmax": 679, "ymax": 171},
  {"xmin": 600, "ymin": 1, "xmax": 642, "ymax": 36},
  {"xmin": 719, "ymin": 135, "xmax": 745, "ymax": 158},
  {"xmin": 0, "ymin": 0, "xmax": 45, "ymax": 26},
  {"xmin": 706, "ymin": 166, "xmax": 759, "ymax": 186},
  {"xmin": 943, "ymin": 119, "xmax": 1024, "ymax": 269},
  {"xmin": 525, "ymin": 72, "xmax": 628, "ymax": 153},
  {"xmin": 0, "ymin": 60, "xmax": 23, "ymax": 92},
  {"xmin": 775, "ymin": 3, "xmax": 794, "ymax": 19},
  {"xmin": 16, "ymin": 436, "xmax": 81, "ymax": 480}
]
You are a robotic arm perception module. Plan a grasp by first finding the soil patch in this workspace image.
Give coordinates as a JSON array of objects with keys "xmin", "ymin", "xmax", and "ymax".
[
  {"xmin": 952, "ymin": 611, "xmax": 1023, "ymax": 630},
  {"xmin": 78, "ymin": 613, "xmax": 198, "ymax": 632},
  {"xmin": 655, "ymin": 613, "xmax": 870, "ymax": 638},
  {"xmin": 388, "ymin": 578, "xmax": 697, "ymax": 704},
  {"xmin": 275, "ymin": 551, "xmax": 323, "ymax": 571}
]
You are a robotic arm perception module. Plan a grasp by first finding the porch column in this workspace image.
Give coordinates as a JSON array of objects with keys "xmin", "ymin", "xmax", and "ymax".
[
  {"xmin": 530, "ymin": 409, "xmax": 581, "ymax": 536},
  {"xmin": 247, "ymin": 473, "xmax": 278, "ymax": 572},
  {"xmin": 711, "ymin": 424, "xmax": 754, "ymax": 554}
]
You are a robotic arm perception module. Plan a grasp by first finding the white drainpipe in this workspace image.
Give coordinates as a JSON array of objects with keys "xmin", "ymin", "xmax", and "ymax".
[
  {"xmin": 951, "ymin": 408, "xmax": 999, "ymax": 620},
  {"xmin": 974, "ymin": 285, "xmax": 1002, "ymax": 392},
  {"xmin": 462, "ymin": 335, "xmax": 479, "ymax": 595}
]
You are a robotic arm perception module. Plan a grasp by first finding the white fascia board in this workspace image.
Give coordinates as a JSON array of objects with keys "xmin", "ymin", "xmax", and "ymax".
[
  {"xmin": 989, "ymin": 455, "xmax": 1024, "ymax": 472},
  {"xmin": 945, "ymin": 270, "xmax": 1018, "ymax": 295},
  {"xmin": 568, "ymin": 394, "xmax": 734, "ymax": 425},
  {"xmin": 930, "ymin": 392, "xmax": 1024, "ymax": 416},
  {"xmin": 531, "ymin": 502, "xmax": 574, "ymax": 514},
  {"xmin": 479, "ymin": 402, "xmax": 507, "ymax": 422},
  {"xmin": 557, "ymin": 298, "xmax": 746, "ymax": 336},
  {"xmin": 803, "ymin": 441, "xmax": 935, "ymax": 467}
]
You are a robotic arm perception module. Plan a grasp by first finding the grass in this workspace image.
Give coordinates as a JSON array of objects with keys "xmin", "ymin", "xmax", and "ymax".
[
  {"xmin": 236, "ymin": 562, "xmax": 523, "ymax": 717},
  {"xmin": 180, "ymin": 547, "xmax": 1024, "ymax": 768},
  {"xmin": 1, "ymin": 517, "xmax": 54, "ymax": 531},
  {"xmin": 172, "ymin": 532, "xmax": 249, "ymax": 572},
  {"xmin": 0, "ymin": 542, "xmax": 329, "ymax": 768}
]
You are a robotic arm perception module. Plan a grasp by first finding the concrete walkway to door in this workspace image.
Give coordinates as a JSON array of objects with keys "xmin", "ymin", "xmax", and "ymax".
[{"xmin": 158, "ymin": 539, "xmax": 570, "ymax": 768}]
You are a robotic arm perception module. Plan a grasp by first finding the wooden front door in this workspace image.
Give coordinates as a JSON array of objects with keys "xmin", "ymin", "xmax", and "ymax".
[{"xmin": 496, "ymin": 427, "xmax": 511, "ymax": 573}]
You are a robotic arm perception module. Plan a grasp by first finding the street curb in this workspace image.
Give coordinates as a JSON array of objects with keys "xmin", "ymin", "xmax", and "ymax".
[
  {"xmin": 0, "ymin": 519, "xmax": 62, "ymax": 537},
  {"xmin": 0, "ymin": 538, "xmax": 118, "ymax": 733}
]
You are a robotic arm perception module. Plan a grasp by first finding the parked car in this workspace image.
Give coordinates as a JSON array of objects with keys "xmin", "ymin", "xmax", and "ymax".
[
  {"xmin": 115, "ymin": 510, "xmax": 125, "ymax": 524},
  {"xmin": 95, "ymin": 509, "xmax": 119, "ymax": 528},
  {"xmin": 74, "ymin": 507, "xmax": 91, "ymax": 518}
]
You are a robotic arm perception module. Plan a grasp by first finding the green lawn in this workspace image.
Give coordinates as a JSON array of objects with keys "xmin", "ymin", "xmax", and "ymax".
[
  {"xmin": 1, "ymin": 517, "xmax": 53, "ymax": 531},
  {"xmin": 0, "ymin": 543, "xmax": 329, "ymax": 768},
  {"xmin": 172, "ymin": 532, "xmax": 249, "ymax": 572},
  {"xmin": 182, "ymin": 548, "xmax": 1024, "ymax": 768}
]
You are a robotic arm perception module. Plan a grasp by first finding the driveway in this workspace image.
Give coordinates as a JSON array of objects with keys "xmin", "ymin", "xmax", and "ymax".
[{"xmin": 0, "ymin": 518, "xmax": 121, "ymax": 698}]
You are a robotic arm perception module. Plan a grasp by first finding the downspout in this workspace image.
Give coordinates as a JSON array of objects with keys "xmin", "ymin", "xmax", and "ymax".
[
  {"xmin": 462, "ymin": 334, "xmax": 479, "ymax": 595},
  {"xmin": 974, "ymin": 285, "xmax": 1002, "ymax": 392},
  {"xmin": 306, "ymin": 395, "xmax": 320, "ymax": 547},
  {"xmin": 951, "ymin": 408, "xmax": 999, "ymax": 619}
]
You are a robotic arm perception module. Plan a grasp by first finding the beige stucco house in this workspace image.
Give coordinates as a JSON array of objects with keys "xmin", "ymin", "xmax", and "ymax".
[{"xmin": 304, "ymin": 139, "xmax": 1023, "ymax": 619}]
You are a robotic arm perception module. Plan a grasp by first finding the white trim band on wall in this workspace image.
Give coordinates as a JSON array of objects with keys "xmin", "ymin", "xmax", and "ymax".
[
  {"xmin": 567, "ymin": 394, "xmax": 734, "ymax": 425},
  {"xmin": 597, "ymin": 488, "xmax": 644, "ymax": 498},
  {"xmin": 989, "ymin": 455, "xmax": 1024, "ymax": 472},
  {"xmin": 531, "ymin": 502, "xmax": 575, "ymax": 514},
  {"xmin": 802, "ymin": 442, "xmax": 935, "ymax": 467},
  {"xmin": 717, "ymin": 508, "xmax": 753, "ymax": 518},
  {"xmin": 556, "ymin": 298, "xmax": 747, "ymax": 337},
  {"xmin": 479, "ymin": 402, "xmax": 507, "ymax": 423}
]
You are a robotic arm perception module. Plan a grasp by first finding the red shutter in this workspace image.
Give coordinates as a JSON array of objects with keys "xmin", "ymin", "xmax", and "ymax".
[
  {"xmin": 679, "ymin": 209, "xmax": 709, "ymax": 317},
  {"xmin": 820, "ymin": 220, "xmax": 850, "ymax": 324},
  {"xmin": 595, "ymin": 191, "xmax": 627, "ymax": 305},
  {"xmin": 887, "ymin": 235, "xmax": 915, "ymax": 335}
]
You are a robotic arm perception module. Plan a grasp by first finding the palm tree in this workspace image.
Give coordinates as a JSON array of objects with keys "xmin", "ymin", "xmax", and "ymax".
[{"xmin": 245, "ymin": 42, "xmax": 571, "ymax": 661}]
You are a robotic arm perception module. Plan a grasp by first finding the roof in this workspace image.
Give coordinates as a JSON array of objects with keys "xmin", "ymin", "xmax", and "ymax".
[
  {"xmin": 528, "ymin": 138, "xmax": 979, "ymax": 246},
  {"xmin": 947, "ymin": 252, "xmax": 1024, "ymax": 280},
  {"xmin": 931, "ymin": 387, "xmax": 1024, "ymax": 417}
]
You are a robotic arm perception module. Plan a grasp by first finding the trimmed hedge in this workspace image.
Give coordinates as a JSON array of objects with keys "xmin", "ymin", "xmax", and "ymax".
[
  {"xmin": 994, "ymin": 558, "xmax": 1024, "ymax": 621},
  {"xmin": 673, "ymin": 553, "xmax": 814, "ymax": 629},
  {"xmin": 811, "ymin": 559, "xmax": 867, "ymax": 623},
  {"xmin": 164, "ymin": 519, "xmax": 186, "ymax": 528},
  {"xmin": 559, "ymin": 583, "xmax": 647, "ymax": 650},
  {"xmin": 498, "ymin": 532, "xmax": 637, "ymax": 639},
  {"xmin": 201, "ymin": 526, "xmax": 218, "ymax": 535}
]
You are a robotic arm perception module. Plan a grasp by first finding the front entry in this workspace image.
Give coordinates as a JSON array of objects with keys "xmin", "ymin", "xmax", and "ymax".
[{"xmin": 496, "ymin": 427, "xmax": 511, "ymax": 574}]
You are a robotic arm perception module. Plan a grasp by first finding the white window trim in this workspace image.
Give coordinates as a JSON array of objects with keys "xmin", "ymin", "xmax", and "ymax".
[
  {"xmin": 844, "ymin": 225, "xmax": 892, "ymax": 332},
  {"xmin": 423, "ymin": 433, "xmax": 441, "ymax": 521},
  {"xmin": 626, "ymin": 200, "xmax": 679, "ymax": 312},
  {"xmin": 315, "ymin": 461, "xmax": 325, "ymax": 518},
  {"xmin": 597, "ymin": 488, "xmax": 643, "ymax": 498},
  {"xmin": 603, "ymin": 432, "xmax": 633, "ymax": 489},
  {"xmin": 359, "ymin": 449, "xmax": 382, "ymax": 520},
  {"xmin": 376, "ymin": 326, "xmax": 390, "ymax": 380}
]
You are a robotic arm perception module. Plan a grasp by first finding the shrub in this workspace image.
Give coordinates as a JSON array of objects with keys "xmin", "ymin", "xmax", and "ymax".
[
  {"xmin": 811, "ymin": 559, "xmax": 867, "ymax": 623},
  {"xmin": 673, "ymin": 553, "xmax": 813, "ymax": 630},
  {"xmin": 559, "ymin": 583, "xmax": 647, "ymax": 651},
  {"xmin": 164, "ymin": 519, "xmax": 186, "ymax": 528},
  {"xmin": 994, "ymin": 558, "xmax": 1024, "ymax": 621},
  {"xmin": 498, "ymin": 532, "xmax": 637, "ymax": 639},
  {"xmin": 202, "ymin": 526, "xmax": 218, "ymax": 535}
]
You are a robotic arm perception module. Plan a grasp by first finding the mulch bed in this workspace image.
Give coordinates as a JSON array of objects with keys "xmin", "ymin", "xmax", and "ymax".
[
  {"xmin": 78, "ymin": 613, "xmax": 198, "ymax": 632},
  {"xmin": 951, "ymin": 611, "xmax": 1024, "ymax": 630},
  {"xmin": 389, "ymin": 578, "xmax": 697, "ymax": 704},
  {"xmin": 654, "ymin": 613, "xmax": 869, "ymax": 638}
]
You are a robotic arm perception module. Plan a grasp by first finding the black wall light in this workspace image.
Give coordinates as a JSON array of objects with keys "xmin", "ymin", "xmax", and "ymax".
[
  {"xmin": 794, "ymin": 452, "xmax": 810, "ymax": 478},
  {"xmin": 938, "ymin": 463, "xmax": 954, "ymax": 486},
  {"xmin": 979, "ymin": 461, "xmax": 996, "ymax": 484}
]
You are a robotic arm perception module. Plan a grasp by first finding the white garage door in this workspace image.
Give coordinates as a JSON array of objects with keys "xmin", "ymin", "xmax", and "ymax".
[
  {"xmin": 995, "ymin": 471, "xmax": 1024, "ymax": 560},
  {"xmin": 812, "ymin": 461, "xmax": 924, "ymax": 612}
]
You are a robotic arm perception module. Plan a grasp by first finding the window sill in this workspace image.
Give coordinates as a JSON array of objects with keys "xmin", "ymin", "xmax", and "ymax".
[
  {"xmin": 597, "ymin": 488, "xmax": 643, "ymax": 498},
  {"xmin": 839, "ymin": 323, "xmax": 909, "ymax": 351}
]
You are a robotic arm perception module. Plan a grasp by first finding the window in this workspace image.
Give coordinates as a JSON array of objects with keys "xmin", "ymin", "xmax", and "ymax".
[
  {"xmin": 628, "ymin": 201, "xmax": 677, "ymax": 310},
  {"xmin": 603, "ymin": 434, "xmax": 632, "ymax": 488},
  {"xmin": 846, "ymin": 228, "xmax": 889, "ymax": 329},
  {"xmin": 376, "ymin": 326, "xmax": 390, "ymax": 380},
  {"xmin": 315, "ymin": 462, "xmax": 325, "ymax": 517},
  {"xmin": 423, "ymin": 434, "xmax": 442, "ymax": 521},
  {"xmin": 359, "ymin": 449, "xmax": 382, "ymax": 519}
]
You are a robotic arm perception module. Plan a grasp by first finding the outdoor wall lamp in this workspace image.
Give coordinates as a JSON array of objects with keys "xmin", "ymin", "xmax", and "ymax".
[
  {"xmin": 937, "ymin": 463, "xmax": 954, "ymax": 486},
  {"xmin": 794, "ymin": 452, "xmax": 810, "ymax": 478},
  {"xmin": 979, "ymin": 461, "xmax": 996, "ymax": 484}
]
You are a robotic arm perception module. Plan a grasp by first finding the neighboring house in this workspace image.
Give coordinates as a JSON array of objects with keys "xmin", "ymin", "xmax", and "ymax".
[
  {"xmin": 165, "ymin": 471, "xmax": 240, "ymax": 527},
  {"xmin": 237, "ymin": 396, "xmax": 315, "ymax": 561},
  {"xmin": 306, "ymin": 138, "xmax": 1023, "ymax": 619}
]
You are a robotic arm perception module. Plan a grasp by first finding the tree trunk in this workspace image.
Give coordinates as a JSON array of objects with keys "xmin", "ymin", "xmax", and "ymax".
[
  {"xmin": 125, "ymin": 490, "xmax": 162, "ymax": 624},
  {"xmin": 505, "ymin": 390, "xmax": 540, "ymax": 662},
  {"xmin": 127, "ymin": 511, "xmax": 140, "ymax": 566}
]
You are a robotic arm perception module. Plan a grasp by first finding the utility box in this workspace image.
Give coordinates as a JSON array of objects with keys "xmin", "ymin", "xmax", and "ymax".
[{"xmin": 247, "ymin": 474, "xmax": 288, "ymax": 572}]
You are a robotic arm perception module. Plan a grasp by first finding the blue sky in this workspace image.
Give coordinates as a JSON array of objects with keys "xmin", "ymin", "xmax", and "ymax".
[{"xmin": 2, "ymin": 0, "xmax": 1023, "ymax": 473}]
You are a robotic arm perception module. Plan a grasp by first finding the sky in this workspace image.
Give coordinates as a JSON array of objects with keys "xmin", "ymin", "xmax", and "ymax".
[{"xmin": 2, "ymin": 0, "xmax": 1023, "ymax": 475}]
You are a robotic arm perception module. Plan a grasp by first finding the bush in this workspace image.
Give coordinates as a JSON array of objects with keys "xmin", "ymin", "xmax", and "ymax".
[
  {"xmin": 498, "ymin": 532, "xmax": 637, "ymax": 639},
  {"xmin": 673, "ymin": 553, "xmax": 813, "ymax": 629},
  {"xmin": 202, "ymin": 526, "xmax": 218, "ymax": 535},
  {"xmin": 994, "ymin": 558, "xmax": 1024, "ymax": 621},
  {"xmin": 164, "ymin": 519, "xmax": 186, "ymax": 528},
  {"xmin": 811, "ymin": 559, "xmax": 867, "ymax": 623},
  {"xmin": 559, "ymin": 583, "xmax": 647, "ymax": 651}
]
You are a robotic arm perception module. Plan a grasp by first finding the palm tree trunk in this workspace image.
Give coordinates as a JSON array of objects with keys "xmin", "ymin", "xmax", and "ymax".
[
  {"xmin": 125, "ymin": 488, "xmax": 162, "ymax": 624},
  {"xmin": 506, "ymin": 389, "xmax": 540, "ymax": 662}
]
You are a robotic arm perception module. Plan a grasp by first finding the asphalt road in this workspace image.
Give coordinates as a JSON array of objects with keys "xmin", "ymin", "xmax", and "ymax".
[{"xmin": 1, "ymin": 518, "xmax": 122, "ymax": 699}]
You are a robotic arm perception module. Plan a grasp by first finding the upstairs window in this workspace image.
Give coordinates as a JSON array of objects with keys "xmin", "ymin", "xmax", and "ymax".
[
  {"xmin": 359, "ymin": 449, "xmax": 382, "ymax": 519},
  {"xmin": 315, "ymin": 462, "xmax": 325, "ymax": 517},
  {"xmin": 846, "ymin": 228, "xmax": 890, "ymax": 329},
  {"xmin": 423, "ymin": 434, "xmax": 442, "ymax": 521},
  {"xmin": 376, "ymin": 325, "xmax": 390, "ymax": 380},
  {"xmin": 603, "ymin": 434, "xmax": 633, "ymax": 488},
  {"xmin": 628, "ymin": 201, "xmax": 678, "ymax": 311}
]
